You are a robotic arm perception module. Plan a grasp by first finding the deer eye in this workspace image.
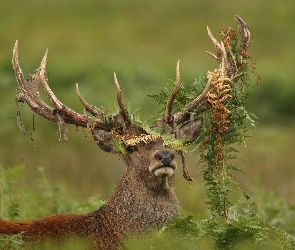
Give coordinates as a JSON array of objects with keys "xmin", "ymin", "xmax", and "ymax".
[{"xmin": 126, "ymin": 146, "xmax": 138, "ymax": 153}]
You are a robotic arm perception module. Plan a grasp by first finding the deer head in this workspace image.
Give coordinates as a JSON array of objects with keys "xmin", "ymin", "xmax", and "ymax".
[{"xmin": 13, "ymin": 44, "xmax": 211, "ymax": 186}]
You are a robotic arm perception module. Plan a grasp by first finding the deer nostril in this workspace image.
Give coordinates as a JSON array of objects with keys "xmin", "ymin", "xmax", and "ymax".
[
  {"xmin": 155, "ymin": 153, "xmax": 163, "ymax": 162},
  {"xmin": 169, "ymin": 152, "xmax": 175, "ymax": 160},
  {"xmin": 155, "ymin": 151, "xmax": 174, "ymax": 165}
]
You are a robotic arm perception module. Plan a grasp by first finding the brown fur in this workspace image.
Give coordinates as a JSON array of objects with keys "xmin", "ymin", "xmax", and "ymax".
[{"xmin": 0, "ymin": 140, "xmax": 179, "ymax": 249}]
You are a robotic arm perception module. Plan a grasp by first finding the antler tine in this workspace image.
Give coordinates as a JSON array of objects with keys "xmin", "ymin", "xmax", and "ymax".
[
  {"xmin": 207, "ymin": 26, "xmax": 222, "ymax": 61},
  {"xmin": 235, "ymin": 15, "xmax": 251, "ymax": 50},
  {"xmin": 13, "ymin": 42, "xmax": 89, "ymax": 141},
  {"xmin": 39, "ymin": 49, "xmax": 63, "ymax": 110},
  {"xmin": 13, "ymin": 42, "xmax": 56, "ymax": 121},
  {"xmin": 163, "ymin": 62, "xmax": 212, "ymax": 126},
  {"xmin": 76, "ymin": 83, "xmax": 99, "ymax": 117},
  {"xmin": 185, "ymin": 73, "xmax": 212, "ymax": 112},
  {"xmin": 114, "ymin": 72, "xmax": 130, "ymax": 124},
  {"xmin": 220, "ymin": 41, "xmax": 228, "ymax": 78},
  {"xmin": 38, "ymin": 50, "xmax": 89, "ymax": 128},
  {"xmin": 206, "ymin": 51, "xmax": 219, "ymax": 61},
  {"xmin": 164, "ymin": 61, "xmax": 180, "ymax": 124},
  {"xmin": 171, "ymin": 73, "xmax": 212, "ymax": 126},
  {"xmin": 12, "ymin": 41, "xmax": 25, "ymax": 87}
]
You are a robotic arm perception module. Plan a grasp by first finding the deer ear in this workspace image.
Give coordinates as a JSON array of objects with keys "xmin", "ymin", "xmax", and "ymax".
[
  {"xmin": 177, "ymin": 116, "xmax": 203, "ymax": 144},
  {"xmin": 91, "ymin": 129, "xmax": 118, "ymax": 154}
]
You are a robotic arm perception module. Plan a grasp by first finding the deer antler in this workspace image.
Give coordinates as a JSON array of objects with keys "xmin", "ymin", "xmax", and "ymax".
[
  {"xmin": 159, "ymin": 62, "xmax": 213, "ymax": 182},
  {"xmin": 76, "ymin": 83, "xmax": 99, "ymax": 117},
  {"xmin": 13, "ymin": 41, "xmax": 90, "ymax": 141},
  {"xmin": 114, "ymin": 72, "xmax": 131, "ymax": 126},
  {"xmin": 164, "ymin": 61, "xmax": 180, "ymax": 124},
  {"xmin": 13, "ymin": 41, "xmax": 132, "ymax": 142},
  {"xmin": 235, "ymin": 15, "xmax": 250, "ymax": 51},
  {"xmin": 207, "ymin": 15, "xmax": 251, "ymax": 79},
  {"xmin": 206, "ymin": 26, "xmax": 223, "ymax": 62},
  {"xmin": 159, "ymin": 15, "xmax": 251, "ymax": 143},
  {"xmin": 162, "ymin": 62, "xmax": 212, "ymax": 129}
]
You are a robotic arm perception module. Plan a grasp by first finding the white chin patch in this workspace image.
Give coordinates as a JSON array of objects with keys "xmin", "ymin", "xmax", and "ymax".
[{"xmin": 153, "ymin": 167, "xmax": 174, "ymax": 177}]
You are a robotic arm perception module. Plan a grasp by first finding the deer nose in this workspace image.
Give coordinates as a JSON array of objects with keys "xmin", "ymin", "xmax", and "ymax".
[{"xmin": 155, "ymin": 150, "xmax": 175, "ymax": 165}]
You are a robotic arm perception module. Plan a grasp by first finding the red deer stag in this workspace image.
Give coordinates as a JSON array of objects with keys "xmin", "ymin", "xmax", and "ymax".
[
  {"xmin": 0, "ymin": 43, "xmax": 209, "ymax": 249},
  {"xmin": 0, "ymin": 15, "xmax": 250, "ymax": 249}
]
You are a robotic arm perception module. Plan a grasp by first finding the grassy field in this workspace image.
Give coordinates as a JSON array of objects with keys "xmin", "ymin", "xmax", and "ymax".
[{"xmin": 0, "ymin": 0, "xmax": 295, "ymax": 218}]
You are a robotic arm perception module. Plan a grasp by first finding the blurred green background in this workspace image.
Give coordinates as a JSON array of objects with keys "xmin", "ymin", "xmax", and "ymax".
[{"xmin": 1, "ymin": 0, "xmax": 295, "ymax": 215}]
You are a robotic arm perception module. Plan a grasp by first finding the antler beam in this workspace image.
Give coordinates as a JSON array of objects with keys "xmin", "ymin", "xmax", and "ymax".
[
  {"xmin": 114, "ymin": 73, "xmax": 131, "ymax": 125},
  {"xmin": 206, "ymin": 14, "xmax": 251, "ymax": 78},
  {"xmin": 13, "ymin": 41, "xmax": 134, "ymax": 141},
  {"xmin": 13, "ymin": 41, "xmax": 92, "ymax": 140},
  {"xmin": 235, "ymin": 15, "xmax": 251, "ymax": 51},
  {"xmin": 164, "ymin": 61, "xmax": 180, "ymax": 124},
  {"xmin": 76, "ymin": 83, "xmax": 99, "ymax": 117},
  {"xmin": 161, "ymin": 15, "xmax": 251, "ymax": 134},
  {"xmin": 161, "ymin": 62, "xmax": 212, "ymax": 128}
]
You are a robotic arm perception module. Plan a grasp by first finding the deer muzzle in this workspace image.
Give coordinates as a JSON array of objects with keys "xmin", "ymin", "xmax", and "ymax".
[{"xmin": 149, "ymin": 150, "xmax": 177, "ymax": 177}]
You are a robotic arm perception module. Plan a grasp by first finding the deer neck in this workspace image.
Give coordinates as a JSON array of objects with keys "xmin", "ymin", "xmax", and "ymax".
[{"xmin": 102, "ymin": 165, "xmax": 180, "ymax": 234}]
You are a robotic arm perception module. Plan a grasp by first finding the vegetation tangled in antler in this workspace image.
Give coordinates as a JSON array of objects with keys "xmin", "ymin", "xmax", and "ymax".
[
  {"xmin": 151, "ymin": 15, "xmax": 260, "ymax": 218},
  {"xmin": 137, "ymin": 15, "xmax": 293, "ymax": 250},
  {"xmin": 199, "ymin": 15, "xmax": 260, "ymax": 218}
]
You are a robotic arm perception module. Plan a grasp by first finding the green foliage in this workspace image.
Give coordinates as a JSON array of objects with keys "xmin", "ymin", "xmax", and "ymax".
[
  {"xmin": 133, "ymin": 115, "xmax": 188, "ymax": 152},
  {"xmin": 195, "ymin": 33, "xmax": 260, "ymax": 218},
  {"xmin": 0, "ymin": 233, "xmax": 24, "ymax": 250},
  {"xmin": 151, "ymin": 25, "xmax": 261, "ymax": 219},
  {"xmin": 1, "ymin": 166, "xmax": 295, "ymax": 249},
  {"xmin": 127, "ymin": 201, "xmax": 295, "ymax": 249},
  {"xmin": 0, "ymin": 165, "xmax": 105, "ymax": 249},
  {"xmin": 112, "ymin": 137, "xmax": 127, "ymax": 154},
  {"xmin": 253, "ymin": 189, "xmax": 295, "ymax": 235},
  {"xmin": 149, "ymin": 75, "xmax": 208, "ymax": 114},
  {"xmin": 0, "ymin": 165, "xmax": 25, "ymax": 220},
  {"xmin": 109, "ymin": 105, "xmax": 188, "ymax": 153},
  {"xmin": 139, "ymin": 20, "xmax": 295, "ymax": 250}
]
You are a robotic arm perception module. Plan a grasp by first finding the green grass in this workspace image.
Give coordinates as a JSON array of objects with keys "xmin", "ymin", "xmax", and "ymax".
[{"xmin": 1, "ymin": 165, "xmax": 295, "ymax": 249}]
